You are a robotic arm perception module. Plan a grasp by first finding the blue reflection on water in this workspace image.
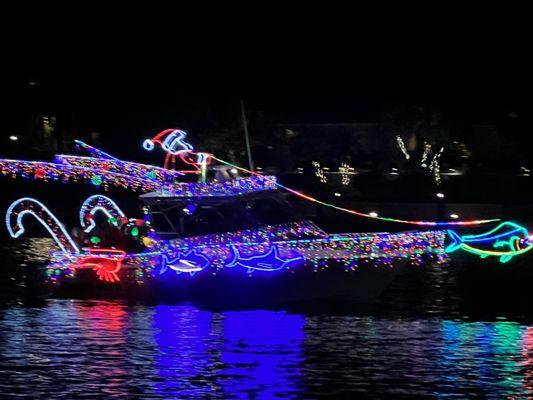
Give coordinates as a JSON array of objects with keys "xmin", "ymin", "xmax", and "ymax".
[
  {"xmin": 220, "ymin": 310, "xmax": 305, "ymax": 399},
  {"xmin": 153, "ymin": 305, "xmax": 221, "ymax": 398},
  {"xmin": 152, "ymin": 305, "xmax": 305, "ymax": 399}
]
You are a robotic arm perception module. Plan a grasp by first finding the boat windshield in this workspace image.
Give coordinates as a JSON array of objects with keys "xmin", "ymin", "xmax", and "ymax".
[{"xmin": 148, "ymin": 194, "xmax": 299, "ymax": 237}]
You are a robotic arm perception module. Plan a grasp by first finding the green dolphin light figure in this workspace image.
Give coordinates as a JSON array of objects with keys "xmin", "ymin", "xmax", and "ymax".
[{"xmin": 446, "ymin": 221, "xmax": 533, "ymax": 263}]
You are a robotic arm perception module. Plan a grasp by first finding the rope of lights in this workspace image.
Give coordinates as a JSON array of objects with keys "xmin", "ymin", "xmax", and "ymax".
[{"xmin": 211, "ymin": 156, "xmax": 499, "ymax": 227}]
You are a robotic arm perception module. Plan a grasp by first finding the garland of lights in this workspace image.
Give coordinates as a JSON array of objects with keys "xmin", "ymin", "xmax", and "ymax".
[
  {"xmin": 396, "ymin": 135, "xmax": 411, "ymax": 160},
  {"xmin": 47, "ymin": 221, "xmax": 447, "ymax": 279},
  {"xmin": 153, "ymin": 175, "xmax": 278, "ymax": 197},
  {"xmin": 0, "ymin": 158, "xmax": 277, "ymax": 197},
  {"xmin": 211, "ymin": 156, "xmax": 499, "ymax": 227},
  {"xmin": 338, "ymin": 163, "xmax": 353, "ymax": 186},
  {"xmin": 420, "ymin": 143, "xmax": 431, "ymax": 168},
  {"xmin": 0, "ymin": 159, "xmax": 166, "ymax": 191},
  {"xmin": 312, "ymin": 161, "xmax": 327, "ymax": 184},
  {"xmin": 429, "ymin": 147, "xmax": 444, "ymax": 185},
  {"xmin": 54, "ymin": 154, "xmax": 183, "ymax": 183}
]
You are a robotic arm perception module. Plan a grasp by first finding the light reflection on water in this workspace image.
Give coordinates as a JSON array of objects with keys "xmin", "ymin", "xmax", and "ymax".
[{"xmin": 0, "ymin": 301, "xmax": 532, "ymax": 398}]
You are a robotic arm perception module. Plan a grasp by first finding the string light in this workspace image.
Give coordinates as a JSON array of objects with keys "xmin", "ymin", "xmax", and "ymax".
[
  {"xmin": 338, "ymin": 162, "xmax": 354, "ymax": 186},
  {"xmin": 312, "ymin": 161, "xmax": 327, "ymax": 183},
  {"xmin": 0, "ymin": 159, "xmax": 169, "ymax": 192},
  {"xmin": 429, "ymin": 147, "xmax": 444, "ymax": 185},
  {"xmin": 211, "ymin": 156, "xmax": 499, "ymax": 227},
  {"xmin": 54, "ymin": 154, "xmax": 184, "ymax": 183},
  {"xmin": 0, "ymin": 157, "xmax": 275, "ymax": 197},
  {"xmin": 420, "ymin": 143, "xmax": 431, "ymax": 168},
  {"xmin": 147, "ymin": 175, "xmax": 278, "ymax": 197},
  {"xmin": 396, "ymin": 135, "xmax": 410, "ymax": 160}
]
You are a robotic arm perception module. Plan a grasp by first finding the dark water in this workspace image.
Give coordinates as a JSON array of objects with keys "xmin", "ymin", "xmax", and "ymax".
[{"xmin": 2, "ymin": 239, "xmax": 533, "ymax": 398}]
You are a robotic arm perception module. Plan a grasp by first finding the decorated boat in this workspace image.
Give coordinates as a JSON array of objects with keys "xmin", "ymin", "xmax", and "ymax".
[{"xmin": 1, "ymin": 129, "xmax": 531, "ymax": 303}]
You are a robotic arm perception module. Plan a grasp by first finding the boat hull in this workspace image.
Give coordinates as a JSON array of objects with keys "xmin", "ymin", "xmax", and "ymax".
[{"xmin": 53, "ymin": 259, "xmax": 408, "ymax": 305}]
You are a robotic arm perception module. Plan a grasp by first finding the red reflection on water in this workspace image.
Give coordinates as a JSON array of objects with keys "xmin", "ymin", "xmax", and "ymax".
[
  {"xmin": 75, "ymin": 302, "xmax": 128, "ymax": 383},
  {"xmin": 76, "ymin": 302, "xmax": 127, "ymax": 333}
]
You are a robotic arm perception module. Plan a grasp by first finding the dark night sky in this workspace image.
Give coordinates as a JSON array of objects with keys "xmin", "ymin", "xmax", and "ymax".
[{"xmin": 2, "ymin": 2, "xmax": 533, "ymax": 141}]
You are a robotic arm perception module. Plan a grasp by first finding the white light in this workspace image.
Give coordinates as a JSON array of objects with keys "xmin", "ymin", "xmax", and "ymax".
[
  {"xmin": 334, "ymin": 192, "xmax": 341, "ymax": 197},
  {"xmin": 369, "ymin": 211, "xmax": 378, "ymax": 218},
  {"xmin": 9, "ymin": 135, "xmax": 18, "ymax": 141},
  {"xmin": 230, "ymin": 168, "xmax": 238, "ymax": 174},
  {"xmin": 450, "ymin": 213, "xmax": 459, "ymax": 219},
  {"xmin": 391, "ymin": 167, "xmax": 398, "ymax": 171},
  {"xmin": 436, "ymin": 192, "xmax": 445, "ymax": 199}
]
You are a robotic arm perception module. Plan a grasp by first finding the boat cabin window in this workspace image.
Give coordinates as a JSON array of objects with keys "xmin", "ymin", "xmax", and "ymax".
[
  {"xmin": 244, "ymin": 197, "xmax": 295, "ymax": 225},
  {"xmin": 147, "ymin": 195, "xmax": 298, "ymax": 237}
]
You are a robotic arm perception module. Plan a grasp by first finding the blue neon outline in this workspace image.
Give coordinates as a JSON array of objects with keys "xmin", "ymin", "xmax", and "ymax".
[
  {"xmin": 162, "ymin": 130, "xmax": 194, "ymax": 155},
  {"xmin": 161, "ymin": 250, "xmax": 211, "ymax": 275},
  {"xmin": 460, "ymin": 222, "xmax": 528, "ymax": 242},
  {"xmin": 226, "ymin": 244, "xmax": 305, "ymax": 272}
]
